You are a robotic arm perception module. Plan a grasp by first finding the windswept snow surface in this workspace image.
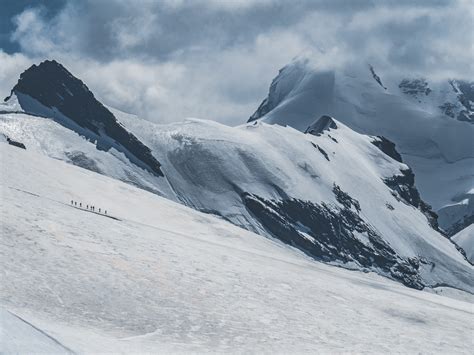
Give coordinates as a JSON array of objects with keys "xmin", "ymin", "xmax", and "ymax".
[
  {"xmin": 1, "ymin": 144, "xmax": 473, "ymax": 353},
  {"xmin": 249, "ymin": 58, "xmax": 474, "ymax": 233},
  {"xmin": 0, "ymin": 309, "xmax": 73, "ymax": 354}
]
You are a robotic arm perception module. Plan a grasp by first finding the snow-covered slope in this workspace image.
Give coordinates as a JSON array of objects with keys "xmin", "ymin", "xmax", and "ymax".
[
  {"xmin": 452, "ymin": 225, "xmax": 474, "ymax": 263},
  {"xmin": 0, "ymin": 97, "xmax": 174, "ymax": 198},
  {"xmin": 0, "ymin": 309, "xmax": 73, "ymax": 354},
  {"xmin": 249, "ymin": 58, "xmax": 474, "ymax": 234},
  {"xmin": 1, "ymin": 143, "xmax": 473, "ymax": 353},
  {"xmin": 1, "ymin": 60, "xmax": 472, "ymax": 292},
  {"xmin": 115, "ymin": 112, "xmax": 474, "ymax": 291}
]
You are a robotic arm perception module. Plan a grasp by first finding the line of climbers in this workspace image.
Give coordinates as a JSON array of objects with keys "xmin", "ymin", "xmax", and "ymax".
[{"xmin": 70, "ymin": 200, "xmax": 107, "ymax": 215}]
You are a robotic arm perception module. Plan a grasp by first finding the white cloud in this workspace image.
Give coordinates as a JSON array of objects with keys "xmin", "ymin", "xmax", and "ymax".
[
  {"xmin": 0, "ymin": 51, "xmax": 36, "ymax": 100},
  {"xmin": 3, "ymin": 0, "xmax": 473, "ymax": 124}
]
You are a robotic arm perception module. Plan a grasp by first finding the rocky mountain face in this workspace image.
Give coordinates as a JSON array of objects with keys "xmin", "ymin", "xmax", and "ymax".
[{"xmin": 5, "ymin": 60, "xmax": 163, "ymax": 177}]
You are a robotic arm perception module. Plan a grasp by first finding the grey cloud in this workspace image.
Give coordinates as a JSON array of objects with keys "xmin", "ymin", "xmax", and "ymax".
[{"xmin": 4, "ymin": 0, "xmax": 473, "ymax": 125}]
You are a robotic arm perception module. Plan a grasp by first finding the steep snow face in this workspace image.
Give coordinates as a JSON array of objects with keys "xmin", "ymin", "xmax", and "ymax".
[
  {"xmin": 249, "ymin": 59, "xmax": 474, "ymax": 233},
  {"xmin": 114, "ymin": 112, "xmax": 473, "ymax": 291},
  {"xmin": 1, "ymin": 143, "xmax": 473, "ymax": 353},
  {"xmin": 452, "ymin": 225, "xmax": 474, "ymax": 263}
]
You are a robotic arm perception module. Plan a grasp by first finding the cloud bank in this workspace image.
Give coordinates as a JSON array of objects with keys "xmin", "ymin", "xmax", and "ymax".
[{"xmin": 1, "ymin": 0, "xmax": 473, "ymax": 125}]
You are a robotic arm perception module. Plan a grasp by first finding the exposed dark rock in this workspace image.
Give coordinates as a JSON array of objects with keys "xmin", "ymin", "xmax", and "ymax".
[
  {"xmin": 305, "ymin": 116, "xmax": 338, "ymax": 136},
  {"xmin": 399, "ymin": 78, "xmax": 432, "ymax": 98},
  {"xmin": 371, "ymin": 136, "xmax": 403, "ymax": 163},
  {"xmin": 7, "ymin": 60, "xmax": 163, "ymax": 176},
  {"xmin": 372, "ymin": 136, "xmax": 441, "ymax": 232},
  {"xmin": 6, "ymin": 137, "xmax": 26, "ymax": 149},
  {"xmin": 390, "ymin": 258, "xmax": 423, "ymax": 289},
  {"xmin": 241, "ymin": 192, "xmax": 424, "ymax": 289},
  {"xmin": 311, "ymin": 142, "xmax": 329, "ymax": 161},
  {"xmin": 454, "ymin": 80, "xmax": 474, "ymax": 123},
  {"xmin": 384, "ymin": 168, "xmax": 439, "ymax": 230},
  {"xmin": 333, "ymin": 184, "xmax": 360, "ymax": 213},
  {"xmin": 439, "ymin": 80, "xmax": 473, "ymax": 123},
  {"xmin": 369, "ymin": 65, "xmax": 387, "ymax": 90}
]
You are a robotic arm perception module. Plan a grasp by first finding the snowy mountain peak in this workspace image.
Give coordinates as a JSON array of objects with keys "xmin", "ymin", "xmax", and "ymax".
[
  {"xmin": 4, "ymin": 60, "xmax": 164, "ymax": 177},
  {"xmin": 248, "ymin": 57, "xmax": 474, "ymax": 234}
]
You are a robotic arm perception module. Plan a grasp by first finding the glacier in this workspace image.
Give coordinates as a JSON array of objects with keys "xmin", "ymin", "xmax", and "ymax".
[{"xmin": 1, "ymin": 143, "xmax": 473, "ymax": 353}]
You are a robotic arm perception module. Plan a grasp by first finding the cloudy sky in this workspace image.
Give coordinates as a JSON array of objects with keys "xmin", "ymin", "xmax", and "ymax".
[{"xmin": 0, "ymin": 0, "xmax": 472, "ymax": 125}]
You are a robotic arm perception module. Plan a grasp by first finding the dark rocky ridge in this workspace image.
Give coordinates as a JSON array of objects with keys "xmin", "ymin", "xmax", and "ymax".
[
  {"xmin": 439, "ymin": 80, "xmax": 474, "ymax": 123},
  {"xmin": 384, "ymin": 169, "xmax": 439, "ymax": 231},
  {"xmin": 399, "ymin": 78, "xmax": 432, "ymax": 98},
  {"xmin": 369, "ymin": 65, "xmax": 387, "ymax": 90},
  {"xmin": 370, "ymin": 135, "xmax": 439, "ymax": 230},
  {"xmin": 371, "ymin": 136, "xmax": 403, "ymax": 163},
  {"xmin": 241, "ymin": 186, "xmax": 424, "ymax": 289},
  {"xmin": 6, "ymin": 60, "xmax": 163, "ymax": 176},
  {"xmin": 8, "ymin": 137, "xmax": 26, "ymax": 149},
  {"xmin": 305, "ymin": 115, "xmax": 338, "ymax": 136},
  {"xmin": 455, "ymin": 80, "xmax": 474, "ymax": 122}
]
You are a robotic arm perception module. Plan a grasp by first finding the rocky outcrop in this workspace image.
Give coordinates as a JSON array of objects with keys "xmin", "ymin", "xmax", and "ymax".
[
  {"xmin": 6, "ymin": 60, "xmax": 163, "ymax": 176},
  {"xmin": 399, "ymin": 78, "xmax": 431, "ymax": 98},
  {"xmin": 384, "ymin": 169, "xmax": 439, "ymax": 231},
  {"xmin": 371, "ymin": 136, "xmax": 403, "ymax": 163},
  {"xmin": 369, "ymin": 65, "xmax": 387, "ymax": 90},
  {"xmin": 7, "ymin": 137, "xmax": 26, "ymax": 150},
  {"xmin": 371, "ymin": 135, "xmax": 438, "ymax": 230},
  {"xmin": 241, "ymin": 188, "xmax": 424, "ymax": 289},
  {"xmin": 305, "ymin": 116, "xmax": 338, "ymax": 136}
]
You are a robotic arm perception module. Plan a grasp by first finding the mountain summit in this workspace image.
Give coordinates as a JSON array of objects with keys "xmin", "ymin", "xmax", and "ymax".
[
  {"xmin": 5, "ymin": 60, "xmax": 163, "ymax": 177},
  {"xmin": 248, "ymin": 58, "xmax": 474, "ymax": 235}
]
